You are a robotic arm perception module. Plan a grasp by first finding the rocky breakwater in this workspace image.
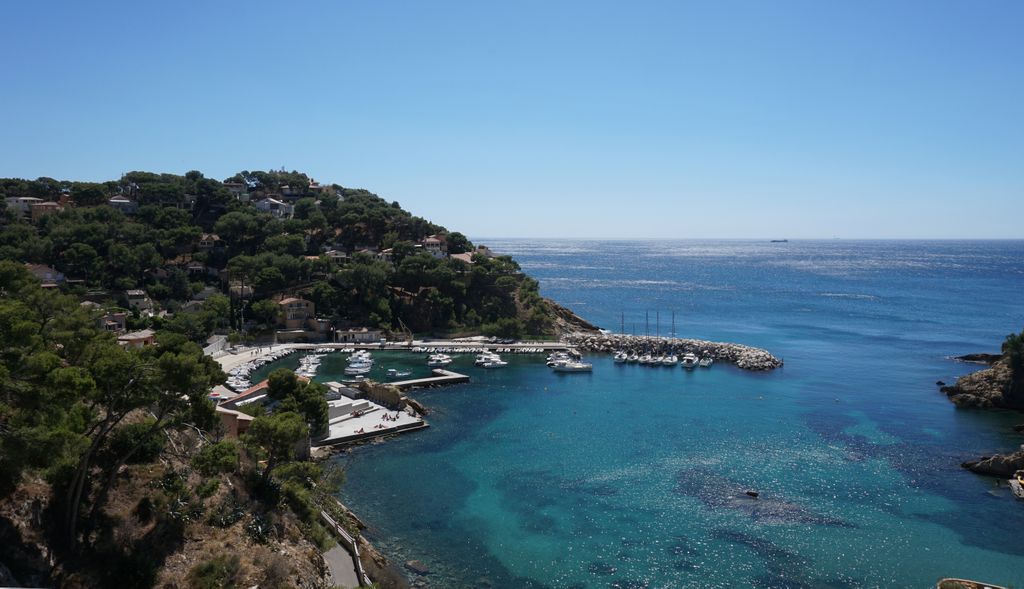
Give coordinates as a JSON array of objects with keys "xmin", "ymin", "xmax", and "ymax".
[{"xmin": 563, "ymin": 333, "xmax": 783, "ymax": 371}]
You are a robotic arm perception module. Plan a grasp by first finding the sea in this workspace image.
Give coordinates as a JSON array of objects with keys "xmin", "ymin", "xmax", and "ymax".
[{"xmin": 270, "ymin": 239, "xmax": 1024, "ymax": 588}]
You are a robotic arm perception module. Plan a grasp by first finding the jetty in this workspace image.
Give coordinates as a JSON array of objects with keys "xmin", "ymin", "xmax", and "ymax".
[
  {"xmin": 564, "ymin": 332, "xmax": 782, "ymax": 371},
  {"xmin": 390, "ymin": 368, "xmax": 470, "ymax": 391}
]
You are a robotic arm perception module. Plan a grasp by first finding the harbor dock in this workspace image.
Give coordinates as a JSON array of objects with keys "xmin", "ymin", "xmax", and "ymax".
[{"xmin": 390, "ymin": 368, "xmax": 470, "ymax": 390}]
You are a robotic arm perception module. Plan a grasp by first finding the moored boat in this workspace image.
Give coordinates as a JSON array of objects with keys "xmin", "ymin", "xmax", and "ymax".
[
  {"xmin": 1010, "ymin": 470, "xmax": 1024, "ymax": 500},
  {"xmin": 936, "ymin": 579, "xmax": 1008, "ymax": 589},
  {"xmin": 427, "ymin": 354, "xmax": 452, "ymax": 367},
  {"xmin": 552, "ymin": 361, "xmax": 593, "ymax": 373},
  {"xmin": 698, "ymin": 356, "xmax": 713, "ymax": 368},
  {"xmin": 681, "ymin": 353, "xmax": 699, "ymax": 369}
]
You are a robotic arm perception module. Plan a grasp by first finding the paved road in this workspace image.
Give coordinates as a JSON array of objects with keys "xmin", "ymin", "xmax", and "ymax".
[{"xmin": 324, "ymin": 545, "xmax": 360, "ymax": 589}]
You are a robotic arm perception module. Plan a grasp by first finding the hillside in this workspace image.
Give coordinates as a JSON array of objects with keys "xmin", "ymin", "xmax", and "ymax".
[
  {"xmin": 0, "ymin": 170, "xmax": 597, "ymax": 588},
  {"xmin": 1, "ymin": 170, "xmax": 595, "ymax": 345}
]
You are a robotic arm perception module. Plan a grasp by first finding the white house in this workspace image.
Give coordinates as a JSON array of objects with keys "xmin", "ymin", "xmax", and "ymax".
[
  {"xmin": 254, "ymin": 197, "xmax": 293, "ymax": 218},
  {"xmin": 108, "ymin": 196, "xmax": 138, "ymax": 214},
  {"xmin": 4, "ymin": 197, "xmax": 43, "ymax": 218}
]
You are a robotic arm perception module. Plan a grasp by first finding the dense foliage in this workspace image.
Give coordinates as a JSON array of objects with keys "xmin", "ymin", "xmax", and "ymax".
[{"xmin": 1, "ymin": 169, "xmax": 555, "ymax": 339}]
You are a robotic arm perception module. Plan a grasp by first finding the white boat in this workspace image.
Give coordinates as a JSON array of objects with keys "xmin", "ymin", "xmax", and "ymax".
[
  {"xmin": 475, "ymin": 352, "xmax": 501, "ymax": 366},
  {"xmin": 1011, "ymin": 470, "xmax": 1024, "ymax": 500},
  {"xmin": 344, "ymin": 365, "xmax": 371, "ymax": 376},
  {"xmin": 638, "ymin": 354, "xmax": 652, "ymax": 365},
  {"xmin": 662, "ymin": 355, "xmax": 678, "ymax": 366},
  {"xmin": 546, "ymin": 352, "xmax": 571, "ymax": 367},
  {"xmin": 386, "ymin": 368, "xmax": 412, "ymax": 378},
  {"xmin": 627, "ymin": 354, "xmax": 639, "ymax": 363},
  {"xmin": 681, "ymin": 353, "xmax": 699, "ymax": 369},
  {"xmin": 613, "ymin": 351, "xmax": 628, "ymax": 363},
  {"xmin": 427, "ymin": 354, "xmax": 452, "ymax": 367},
  {"xmin": 552, "ymin": 361, "xmax": 592, "ymax": 373},
  {"xmin": 482, "ymin": 359, "xmax": 508, "ymax": 368},
  {"xmin": 698, "ymin": 356, "xmax": 713, "ymax": 368}
]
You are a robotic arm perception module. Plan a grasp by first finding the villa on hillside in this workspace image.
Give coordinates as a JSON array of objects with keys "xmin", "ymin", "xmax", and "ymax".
[
  {"xmin": 4, "ymin": 196, "xmax": 43, "ymax": 218},
  {"xmin": 254, "ymin": 197, "xmax": 294, "ymax": 218},
  {"xmin": 107, "ymin": 196, "xmax": 138, "ymax": 214},
  {"xmin": 420, "ymin": 236, "xmax": 446, "ymax": 259},
  {"xmin": 125, "ymin": 289, "xmax": 155, "ymax": 315},
  {"xmin": 196, "ymin": 233, "xmax": 222, "ymax": 251},
  {"xmin": 25, "ymin": 263, "xmax": 64, "ymax": 287},
  {"xmin": 117, "ymin": 329, "xmax": 156, "ymax": 349},
  {"xmin": 276, "ymin": 296, "xmax": 330, "ymax": 342},
  {"xmin": 30, "ymin": 201, "xmax": 62, "ymax": 221}
]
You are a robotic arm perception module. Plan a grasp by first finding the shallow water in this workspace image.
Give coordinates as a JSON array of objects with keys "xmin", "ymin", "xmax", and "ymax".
[{"xmin": 325, "ymin": 240, "xmax": 1024, "ymax": 588}]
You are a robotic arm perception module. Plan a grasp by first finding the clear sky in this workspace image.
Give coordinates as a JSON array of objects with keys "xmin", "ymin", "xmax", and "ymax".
[{"xmin": 2, "ymin": 1, "xmax": 1022, "ymax": 238}]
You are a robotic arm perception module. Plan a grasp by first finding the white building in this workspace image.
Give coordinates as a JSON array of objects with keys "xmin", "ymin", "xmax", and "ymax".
[{"xmin": 254, "ymin": 197, "xmax": 294, "ymax": 218}]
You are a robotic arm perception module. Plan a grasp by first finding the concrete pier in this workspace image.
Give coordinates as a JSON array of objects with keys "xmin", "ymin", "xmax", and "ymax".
[{"xmin": 390, "ymin": 369, "xmax": 470, "ymax": 391}]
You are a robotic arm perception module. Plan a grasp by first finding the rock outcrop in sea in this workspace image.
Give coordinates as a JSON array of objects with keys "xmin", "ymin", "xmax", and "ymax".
[
  {"xmin": 962, "ymin": 446, "xmax": 1024, "ymax": 478},
  {"xmin": 563, "ymin": 332, "xmax": 783, "ymax": 371},
  {"xmin": 940, "ymin": 360, "xmax": 1024, "ymax": 409}
]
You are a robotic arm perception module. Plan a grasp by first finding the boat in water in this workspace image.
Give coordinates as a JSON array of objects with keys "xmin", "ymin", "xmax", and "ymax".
[
  {"xmin": 698, "ymin": 356, "xmax": 713, "ymax": 368},
  {"xmin": 613, "ymin": 351, "xmax": 628, "ymax": 363},
  {"xmin": 936, "ymin": 579, "xmax": 1008, "ymax": 589},
  {"xmin": 1010, "ymin": 470, "xmax": 1024, "ymax": 500},
  {"xmin": 552, "ymin": 360, "xmax": 593, "ymax": 373},
  {"xmin": 344, "ymin": 364, "xmax": 371, "ymax": 376},
  {"xmin": 427, "ymin": 353, "xmax": 452, "ymax": 367},
  {"xmin": 681, "ymin": 353, "xmax": 699, "ymax": 369},
  {"xmin": 662, "ymin": 355, "xmax": 678, "ymax": 366},
  {"xmin": 386, "ymin": 368, "xmax": 412, "ymax": 378}
]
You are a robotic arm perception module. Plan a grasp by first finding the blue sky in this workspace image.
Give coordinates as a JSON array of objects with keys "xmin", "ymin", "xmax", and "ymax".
[{"xmin": 2, "ymin": 1, "xmax": 1022, "ymax": 238}]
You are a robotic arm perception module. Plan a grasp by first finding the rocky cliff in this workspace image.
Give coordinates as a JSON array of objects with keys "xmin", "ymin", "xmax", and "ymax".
[{"xmin": 940, "ymin": 360, "xmax": 1024, "ymax": 409}]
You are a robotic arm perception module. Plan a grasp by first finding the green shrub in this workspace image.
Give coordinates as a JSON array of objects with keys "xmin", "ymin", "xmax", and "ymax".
[
  {"xmin": 192, "ymin": 440, "xmax": 239, "ymax": 476},
  {"xmin": 188, "ymin": 554, "xmax": 241, "ymax": 589}
]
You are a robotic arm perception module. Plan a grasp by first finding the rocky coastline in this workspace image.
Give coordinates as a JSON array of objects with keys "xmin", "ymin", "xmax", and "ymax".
[
  {"xmin": 939, "ymin": 351, "xmax": 1024, "ymax": 482},
  {"xmin": 563, "ymin": 332, "xmax": 783, "ymax": 371},
  {"xmin": 939, "ymin": 359, "xmax": 1023, "ymax": 410}
]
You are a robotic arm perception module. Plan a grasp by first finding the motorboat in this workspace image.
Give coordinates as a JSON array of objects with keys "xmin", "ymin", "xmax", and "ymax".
[
  {"xmin": 698, "ymin": 356, "xmax": 713, "ymax": 368},
  {"xmin": 546, "ymin": 352, "xmax": 571, "ymax": 367},
  {"xmin": 681, "ymin": 353, "xmax": 699, "ymax": 369},
  {"xmin": 1011, "ymin": 470, "xmax": 1024, "ymax": 500},
  {"xmin": 344, "ymin": 365, "xmax": 371, "ymax": 376},
  {"xmin": 475, "ymin": 352, "xmax": 501, "ymax": 366},
  {"xmin": 552, "ymin": 361, "xmax": 593, "ymax": 373},
  {"xmin": 936, "ymin": 579, "xmax": 1008, "ymax": 589},
  {"xmin": 427, "ymin": 354, "xmax": 452, "ymax": 367},
  {"xmin": 482, "ymin": 359, "xmax": 508, "ymax": 368},
  {"xmin": 386, "ymin": 368, "xmax": 412, "ymax": 378},
  {"xmin": 663, "ymin": 355, "xmax": 678, "ymax": 366}
]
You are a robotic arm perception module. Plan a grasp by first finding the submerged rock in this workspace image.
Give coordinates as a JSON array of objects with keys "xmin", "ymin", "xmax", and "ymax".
[{"xmin": 405, "ymin": 560, "xmax": 431, "ymax": 575}]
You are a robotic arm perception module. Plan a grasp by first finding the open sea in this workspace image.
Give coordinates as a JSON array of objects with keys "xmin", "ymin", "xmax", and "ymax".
[{"xmin": 314, "ymin": 239, "xmax": 1024, "ymax": 588}]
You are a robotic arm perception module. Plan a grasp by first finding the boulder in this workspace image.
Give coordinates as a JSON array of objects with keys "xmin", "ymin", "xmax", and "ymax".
[
  {"xmin": 962, "ymin": 447, "xmax": 1024, "ymax": 478},
  {"xmin": 405, "ymin": 560, "xmax": 430, "ymax": 576},
  {"xmin": 940, "ymin": 361, "xmax": 1020, "ymax": 409}
]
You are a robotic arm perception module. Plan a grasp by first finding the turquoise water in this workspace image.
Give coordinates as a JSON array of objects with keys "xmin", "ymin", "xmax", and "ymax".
[{"xmin": 320, "ymin": 240, "xmax": 1024, "ymax": 588}]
